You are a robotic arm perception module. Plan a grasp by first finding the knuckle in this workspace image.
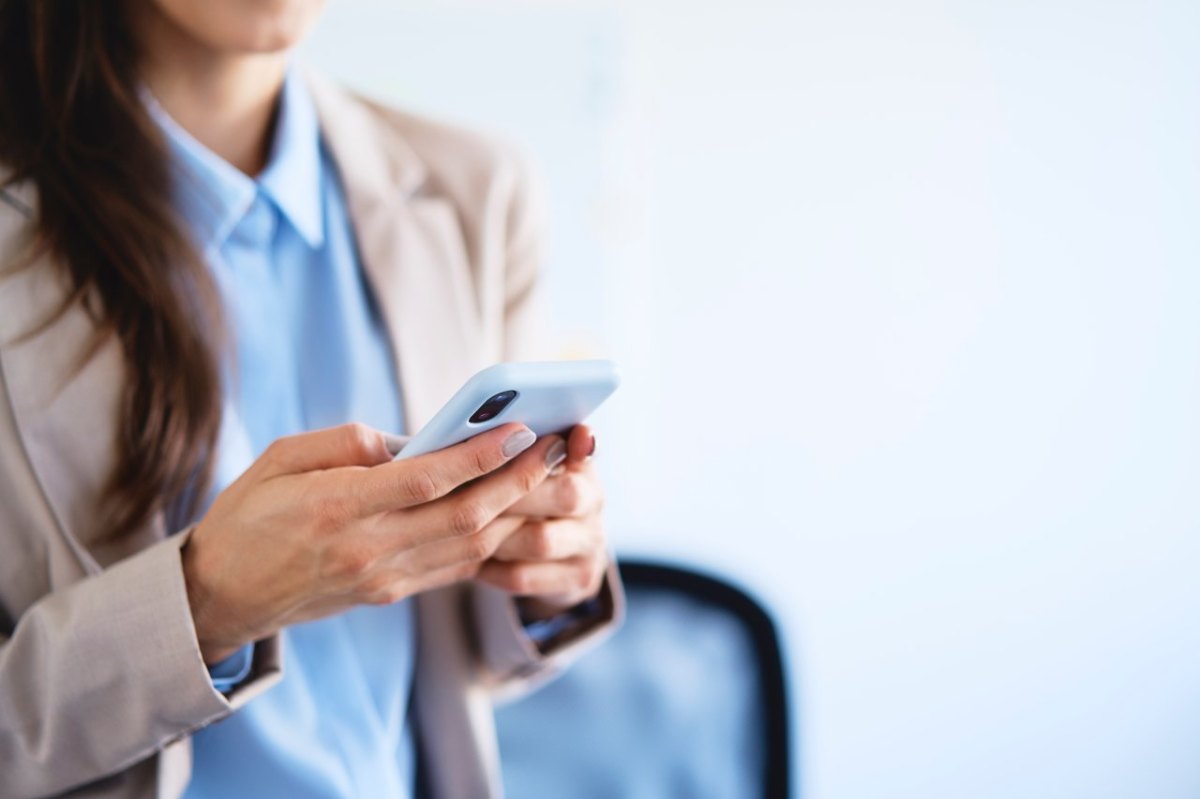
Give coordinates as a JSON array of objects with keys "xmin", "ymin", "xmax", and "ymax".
[
  {"xmin": 526, "ymin": 523, "xmax": 556, "ymax": 560},
  {"xmin": 555, "ymin": 476, "xmax": 583, "ymax": 515},
  {"xmin": 518, "ymin": 463, "xmax": 544, "ymax": 494},
  {"xmin": 358, "ymin": 574, "xmax": 389, "ymax": 599},
  {"xmin": 401, "ymin": 469, "xmax": 440, "ymax": 505},
  {"xmin": 455, "ymin": 561, "xmax": 482, "ymax": 582},
  {"xmin": 450, "ymin": 501, "xmax": 489, "ymax": 537},
  {"xmin": 343, "ymin": 423, "xmax": 378, "ymax": 459},
  {"xmin": 473, "ymin": 445, "xmax": 499, "ymax": 476},
  {"xmin": 508, "ymin": 568, "xmax": 535, "ymax": 595},
  {"xmin": 459, "ymin": 531, "xmax": 495, "ymax": 563},
  {"xmin": 381, "ymin": 584, "xmax": 408, "ymax": 604},
  {"xmin": 362, "ymin": 577, "xmax": 407, "ymax": 606},
  {"xmin": 328, "ymin": 544, "xmax": 375, "ymax": 580},
  {"xmin": 260, "ymin": 438, "xmax": 288, "ymax": 467},
  {"xmin": 308, "ymin": 490, "xmax": 353, "ymax": 529},
  {"xmin": 577, "ymin": 563, "xmax": 598, "ymax": 593}
]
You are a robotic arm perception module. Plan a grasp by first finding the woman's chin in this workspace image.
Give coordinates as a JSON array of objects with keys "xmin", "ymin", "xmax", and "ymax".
[{"xmin": 146, "ymin": 0, "xmax": 326, "ymax": 57}]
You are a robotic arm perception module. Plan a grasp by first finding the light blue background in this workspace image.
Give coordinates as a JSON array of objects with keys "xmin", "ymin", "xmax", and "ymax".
[{"xmin": 303, "ymin": 2, "xmax": 1200, "ymax": 797}]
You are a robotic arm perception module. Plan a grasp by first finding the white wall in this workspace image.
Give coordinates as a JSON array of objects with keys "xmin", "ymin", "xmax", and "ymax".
[{"xmin": 303, "ymin": 2, "xmax": 1200, "ymax": 796}]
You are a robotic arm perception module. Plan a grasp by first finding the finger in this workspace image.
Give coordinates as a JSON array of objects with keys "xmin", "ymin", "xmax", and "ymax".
[
  {"xmin": 395, "ymin": 558, "xmax": 484, "ymax": 598},
  {"xmin": 565, "ymin": 424, "xmax": 597, "ymax": 466},
  {"xmin": 374, "ymin": 434, "xmax": 565, "ymax": 547},
  {"xmin": 256, "ymin": 423, "xmax": 395, "ymax": 478},
  {"xmin": 490, "ymin": 518, "xmax": 599, "ymax": 562},
  {"xmin": 475, "ymin": 555, "xmax": 601, "ymax": 599},
  {"xmin": 354, "ymin": 423, "xmax": 537, "ymax": 515},
  {"xmin": 503, "ymin": 467, "xmax": 602, "ymax": 519},
  {"xmin": 399, "ymin": 515, "xmax": 526, "ymax": 573},
  {"xmin": 307, "ymin": 558, "xmax": 484, "ymax": 611}
]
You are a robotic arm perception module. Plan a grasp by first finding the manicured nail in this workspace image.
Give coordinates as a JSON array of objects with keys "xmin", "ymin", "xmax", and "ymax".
[
  {"xmin": 588, "ymin": 435, "xmax": 597, "ymax": 457},
  {"xmin": 384, "ymin": 434, "xmax": 406, "ymax": 456},
  {"xmin": 545, "ymin": 439, "xmax": 568, "ymax": 471},
  {"xmin": 502, "ymin": 428, "xmax": 537, "ymax": 458}
]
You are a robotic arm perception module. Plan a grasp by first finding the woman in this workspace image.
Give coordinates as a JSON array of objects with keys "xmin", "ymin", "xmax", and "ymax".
[{"xmin": 0, "ymin": 1, "xmax": 621, "ymax": 797}]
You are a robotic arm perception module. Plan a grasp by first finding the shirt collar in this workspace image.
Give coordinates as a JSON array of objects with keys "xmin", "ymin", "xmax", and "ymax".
[
  {"xmin": 148, "ymin": 69, "xmax": 325, "ymax": 253},
  {"xmin": 257, "ymin": 71, "xmax": 324, "ymax": 248}
]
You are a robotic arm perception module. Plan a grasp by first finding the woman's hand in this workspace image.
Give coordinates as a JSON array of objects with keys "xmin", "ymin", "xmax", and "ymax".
[
  {"xmin": 475, "ymin": 425, "xmax": 609, "ymax": 615},
  {"xmin": 182, "ymin": 422, "xmax": 563, "ymax": 663}
]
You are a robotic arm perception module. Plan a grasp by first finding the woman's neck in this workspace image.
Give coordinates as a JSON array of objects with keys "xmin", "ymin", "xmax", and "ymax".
[{"xmin": 134, "ymin": 5, "xmax": 287, "ymax": 176}]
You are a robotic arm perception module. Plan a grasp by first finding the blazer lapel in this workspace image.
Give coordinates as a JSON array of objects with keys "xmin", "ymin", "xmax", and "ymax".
[{"xmin": 306, "ymin": 71, "xmax": 485, "ymax": 431}]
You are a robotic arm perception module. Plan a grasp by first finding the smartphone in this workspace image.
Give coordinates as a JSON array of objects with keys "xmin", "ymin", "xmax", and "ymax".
[{"xmin": 393, "ymin": 360, "xmax": 620, "ymax": 460}]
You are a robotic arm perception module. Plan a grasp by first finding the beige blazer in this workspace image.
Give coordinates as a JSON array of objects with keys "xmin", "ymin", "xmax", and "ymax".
[{"xmin": 0, "ymin": 71, "xmax": 622, "ymax": 799}]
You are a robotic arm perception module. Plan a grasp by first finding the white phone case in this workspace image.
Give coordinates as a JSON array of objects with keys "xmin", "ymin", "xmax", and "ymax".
[{"xmin": 393, "ymin": 360, "xmax": 620, "ymax": 460}]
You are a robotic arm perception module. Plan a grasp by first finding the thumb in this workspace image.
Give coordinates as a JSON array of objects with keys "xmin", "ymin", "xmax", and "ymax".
[{"xmin": 257, "ymin": 423, "xmax": 396, "ymax": 477}]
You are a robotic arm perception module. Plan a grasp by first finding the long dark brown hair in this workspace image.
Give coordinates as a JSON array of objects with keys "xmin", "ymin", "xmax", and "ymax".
[{"xmin": 0, "ymin": 0, "xmax": 224, "ymax": 540}]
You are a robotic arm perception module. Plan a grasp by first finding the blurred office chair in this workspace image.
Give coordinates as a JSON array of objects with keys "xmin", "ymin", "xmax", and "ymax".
[{"xmin": 495, "ymin": 559, "xmax": 791, "ymax": 799}]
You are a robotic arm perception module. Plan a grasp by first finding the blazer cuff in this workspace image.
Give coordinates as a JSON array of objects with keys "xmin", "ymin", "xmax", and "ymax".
[
  {"xmin": 471, "ymin": 558, "xmax": 624, "ymax": 701},
  {"xmin": 98, "ymin": 530, "xmax": 282, "ymax": 734},
  {"xmin": 72, "ymin": 531, "xmax": 233, "ymax": 736},
  {"xmin": 103, "ymin": 531, "xmax": 281, "ymax": 732},
  {"xmin": 0, "ymin": 529, "xmax": 281, "ymax": 790},
  {"xmin": 166, "ymin": 529, "xmax": 282, "ymax": 713}
]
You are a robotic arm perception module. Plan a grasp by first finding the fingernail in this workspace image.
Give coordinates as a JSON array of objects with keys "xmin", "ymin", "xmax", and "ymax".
[
  {"xmin": 545, "ymin": 438, "xmax": 568, "ymax": 471},
  {"xmin": 588, "ymin": 435, "xmax": 596, "ymax": 457},
  {"xmin": 384, "ymin": 434, "xmax": 406, "ymax": 456},
  {"xmin": 502, "ymin": 428, "xmax": 537, "ymax": 458}
]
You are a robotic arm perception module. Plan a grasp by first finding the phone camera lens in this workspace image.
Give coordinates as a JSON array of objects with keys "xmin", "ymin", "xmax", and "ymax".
[{"xmin": 469, "ymin": 390, "xmax": 519, "ymax": 424}]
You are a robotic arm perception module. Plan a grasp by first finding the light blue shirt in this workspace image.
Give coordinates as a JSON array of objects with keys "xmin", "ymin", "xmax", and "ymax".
[{"xmin": 152, "ymin": 72, "xmax": 418, "ymax": 799}]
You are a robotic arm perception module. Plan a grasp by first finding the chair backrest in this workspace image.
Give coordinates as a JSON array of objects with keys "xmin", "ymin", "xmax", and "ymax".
[{"xmin": 495, "ymin": 559, "xmax": 791, "ymax": 799}]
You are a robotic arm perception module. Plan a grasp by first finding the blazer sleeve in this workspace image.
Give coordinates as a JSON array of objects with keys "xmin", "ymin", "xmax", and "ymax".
[
  {"xmin": 0, "ymin": 527, "xmax": 282, "ymax": 798},
  {"xmin": 466, "ymin": 151, "xmax": 625, "ymax": 701}
]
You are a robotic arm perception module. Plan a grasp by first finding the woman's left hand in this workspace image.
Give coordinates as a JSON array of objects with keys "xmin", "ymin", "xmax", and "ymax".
[{"xmin": 475, "ymin": 424, "xmax": 608, "ymax": 614}]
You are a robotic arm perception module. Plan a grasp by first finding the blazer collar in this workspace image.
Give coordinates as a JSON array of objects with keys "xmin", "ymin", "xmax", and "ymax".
[
  {"xmin": 303, "ymin": 69, "xmax": 427, "ymax": 206},
  {"xmin": 305, "ymin": 70, "xmax": 485, "ymax": 431}
]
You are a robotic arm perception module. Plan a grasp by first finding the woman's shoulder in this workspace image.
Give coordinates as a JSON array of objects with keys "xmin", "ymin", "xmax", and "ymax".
[{"xmin": 361, "ymin": 96, "xmax": 526, "ymax": 182}]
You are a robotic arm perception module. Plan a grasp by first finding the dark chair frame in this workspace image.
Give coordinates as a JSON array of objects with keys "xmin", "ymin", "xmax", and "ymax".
[{"xmin": 616, "ymin": 559, "xmax": 792, "ymax": 799}]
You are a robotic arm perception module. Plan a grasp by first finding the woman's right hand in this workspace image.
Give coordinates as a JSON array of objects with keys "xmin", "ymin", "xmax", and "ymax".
[{"xmin": 181, "ymin": 422, "xmax": 565, "ymax": 664}]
